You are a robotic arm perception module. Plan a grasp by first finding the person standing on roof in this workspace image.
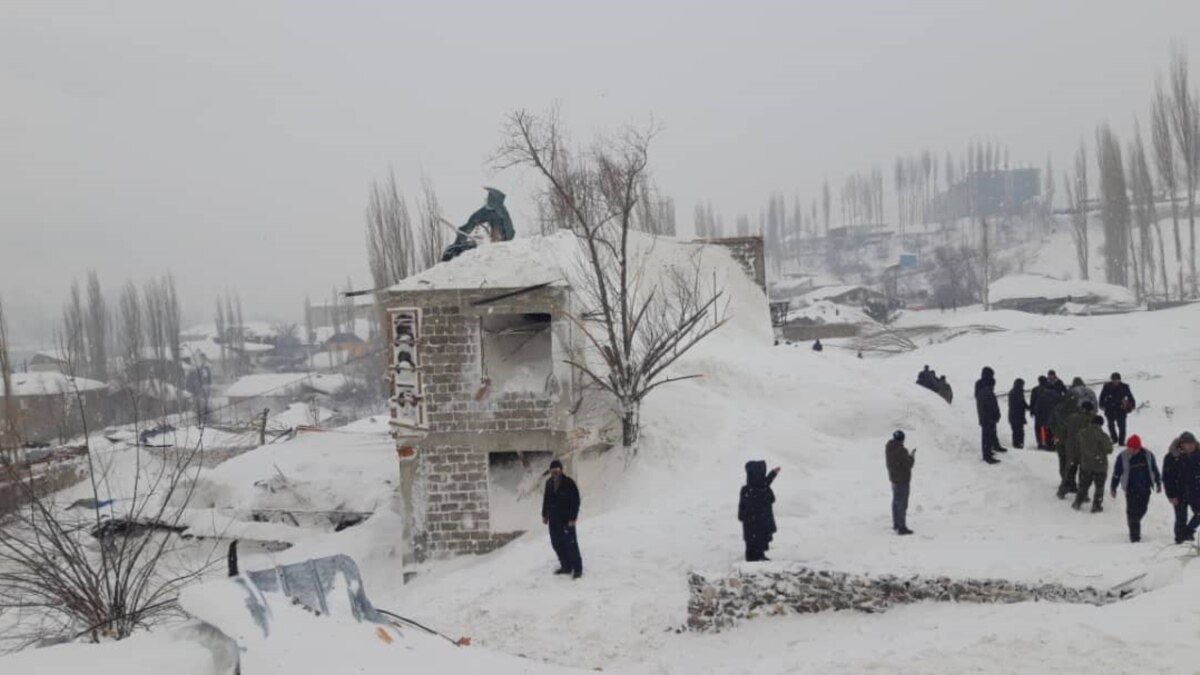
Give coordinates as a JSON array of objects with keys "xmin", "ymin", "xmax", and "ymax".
[
  {"xmin": 1099, "ymin": 372, "xmax": 1136, "ymax": 446},
  {"xmin": 542, "ymin": 459, "xmax": 583, "ymax": 579},
  {"xmin": 885, "ymin": 431, "xmax": 916, "ymax": 535},
  {"xmin": 1110, "ymin": 435, "xmax": 1161, "ymax": 543}
]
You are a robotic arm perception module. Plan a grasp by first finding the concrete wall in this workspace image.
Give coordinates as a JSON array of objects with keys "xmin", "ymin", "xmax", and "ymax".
[{"xmin": 386, "ymin": 285, "xmax": 579, "ymax": 561}]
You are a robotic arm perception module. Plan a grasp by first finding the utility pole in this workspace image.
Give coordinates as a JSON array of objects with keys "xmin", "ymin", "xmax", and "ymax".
[{"xmin": 258, "ymin": 408, "xmax": 270, "ymax": 446}]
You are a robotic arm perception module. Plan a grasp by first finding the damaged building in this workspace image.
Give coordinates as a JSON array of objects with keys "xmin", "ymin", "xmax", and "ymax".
[{"xmin": 384, "ymin": 233, "xmax": 766, "ymax": 564}]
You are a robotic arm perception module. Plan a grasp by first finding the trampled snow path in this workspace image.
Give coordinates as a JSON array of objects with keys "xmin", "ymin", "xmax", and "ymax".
[{"xmin": 388, "ymin": 304, "xmax": 1200, "ymax": 673}]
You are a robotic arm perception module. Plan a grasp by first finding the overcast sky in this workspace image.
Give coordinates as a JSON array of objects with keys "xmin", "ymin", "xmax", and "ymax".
[{"xmin": 2, "ymin": 0, "xmax": 1198, "ymax": 340}]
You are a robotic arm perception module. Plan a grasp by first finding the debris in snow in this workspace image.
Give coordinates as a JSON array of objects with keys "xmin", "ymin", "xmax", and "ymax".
[{"xmin": 686, "ymin": 567, "xmax": 1133, "ymax": 631}]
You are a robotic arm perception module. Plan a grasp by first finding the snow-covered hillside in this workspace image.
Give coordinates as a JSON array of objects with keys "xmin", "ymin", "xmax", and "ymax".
[{"xmin": 5, "ymin": 294, "xmax": 1200, "ymax": 673}]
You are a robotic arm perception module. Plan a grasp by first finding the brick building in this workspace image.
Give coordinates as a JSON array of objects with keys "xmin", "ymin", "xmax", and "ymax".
[{"xmin": 384, "ymin": 232, "xmax": 766, "ymax": 564}]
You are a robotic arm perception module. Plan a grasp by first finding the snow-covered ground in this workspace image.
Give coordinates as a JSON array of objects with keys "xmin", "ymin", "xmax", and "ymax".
[{"xmin": 5, "ymin": 295, "xmax": 1200, "ymax": 673}]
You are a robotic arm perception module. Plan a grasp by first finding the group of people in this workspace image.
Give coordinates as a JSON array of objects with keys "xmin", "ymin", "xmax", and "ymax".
[
  {"xmin": 915, "ymin": 365, "xmax": 953, "ymax": 404},
  {"xmin": 981, "ymin": 366, "xmax": 1200, "ymax": 543},
  {"xmin": 543, "ymin": 367, "xmax": 1199, "ymax": 574}
]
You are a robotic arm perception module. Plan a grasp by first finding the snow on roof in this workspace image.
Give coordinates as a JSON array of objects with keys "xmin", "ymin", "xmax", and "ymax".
[
  {"xmin": 4, "ymin": 371, "xmax": 107, "ymax": 397},
  {"xmin": 313, "ymin": 318, "xmax": 371, "ymax": 345},
  {"xmin": 989, "ymin": 274, "xmax": 1137, "ymax": 305},
  {"xmin": 223, "ymin": 372, "xmax": 348, "ymax": 399},
  {"xmin": 181, "ymin": 322, "xmax": 217, "ymax": 339},
  {"xmin": 799, "ymin": 284, "xmax": 877, "ymax": 303},
  {"xmin": 390, "ymin": 232, "xmax": 577, "ymax": 292}
]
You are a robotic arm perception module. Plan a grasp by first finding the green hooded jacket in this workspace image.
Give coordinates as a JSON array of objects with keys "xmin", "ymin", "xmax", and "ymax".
[{"xmin": 1077, "ymin": 423, "xmax": 1114, "ymax": 473}]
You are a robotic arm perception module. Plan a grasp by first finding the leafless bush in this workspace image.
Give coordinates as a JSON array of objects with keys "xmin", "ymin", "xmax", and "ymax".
[{"xmin": 0, "ymin": 341, "xmax": 217, "ymax": 650}]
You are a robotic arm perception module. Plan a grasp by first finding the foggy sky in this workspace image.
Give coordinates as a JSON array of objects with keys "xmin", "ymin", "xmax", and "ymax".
[{"xmin": 2, "ymin": 0, "xmax": 1197, "ymax": 340}]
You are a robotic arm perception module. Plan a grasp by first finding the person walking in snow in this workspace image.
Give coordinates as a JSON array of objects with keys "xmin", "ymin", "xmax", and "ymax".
[
  {"xmin": 1073, "ymin": 415, "xmax": 1114, "ymax": 513},
  {"xmin": 885, "ymin": 430, "xmax": 915, "ymax": 535},
  {"xmin": 1099, "ymin": 372, "xmax": 1136, "ymax": 446},
  {"xmin": 975, "ymin": 367, "xmax": 1003, "ymax": 464},
  {"xmin": 738, "ymin": 461, "xmax": 781, "ymax": 561},
  {"xmin": 1035, "ymin": 375, "xmax": 1064, "ymax": 450},
  {"xmin": 1069, "ymin": 376, "xmax": 1098, "ymax": 412},
  {"xmin": 1008, "ymin": 378, "xmax": 1029, "ymax": 449},
  {"xmin": 1030, "ymin": 376, "xmax": 1047, "ymax": 449},
  {"xmin": 542, "ymin": 459, "xmax": 583, "ymax": 579},
  {"xmin": 1109, "ymin": 435, "xmax": 1161, "ymax": 543},
  {"xmin": 1046, "ymin": 370, "xmax": 1068, "ymax": 397},
  {"xmin": 1054, "ymin": 398, "xmax": 1086, "ymax": 499},
  {"xmin": 1163, "ymin": 432, "xmax": 1199, "ymax": 544}
]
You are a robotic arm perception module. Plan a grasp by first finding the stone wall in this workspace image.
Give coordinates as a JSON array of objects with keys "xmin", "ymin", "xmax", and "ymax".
[
  {"xmin": 387, "ymin": 286, "xmax": 577, "ymax": 561},
  {"xmin": 698, "ymin": 236, "xmax": 766, "ymax": 293},
  {"xmin": 686, "ymin": 567, "xmax": 1128, "ymax": 632}
]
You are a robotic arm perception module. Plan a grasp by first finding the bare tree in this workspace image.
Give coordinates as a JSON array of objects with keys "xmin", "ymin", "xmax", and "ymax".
[
  {"xmin": 980, "ymin": 217, "xmax": 991, "ymax": 310},
  {"xmin": 1096, "ymin": 124, "xmax": 1132, "ymax": 288},
  {"xmin": 365, "ymin": 168, "xmax": 415, "ymax": 290},
  {"xmin": 62, "ymin": 279, "xmax": 88, "ymax": 377},
  {"xmin": 117, "ymin": 282, "xmax": 144, "ymax": 386},
  {"xmin": 1129, "ymin": 126, "xmax": 1158, "ymax": 298},
  {"xmin": 416, "ymin": 176, "xmax": 446, "ymax": 271},
  {"xmin": 1065, "ymin": 142, "xmax": 1091, "ymax": 280},
  {"xmin": 1168, "ymin": 45, "xmax": 1199, "ymax": 296},
  {"xmin": 0, "ymin": 380, "xmax": 217, "ymax": 648},
  {"xmin": 494, "ymin": 109, "xmax": 728, "ymax": 448},
  {"xmin": 1153, "ymin": 78, "xmax": 1184, "ymax": 299},
  {"xmin": 821, "ymin": 179, "xmax": 831, "ymax": 236},
  {"xmin": 0, "ymin": 297, "xmax": 18, "ymax": 465},
  {"xmin": 85, "ymin": 272, "xmax": 109, "ymax": 382}
]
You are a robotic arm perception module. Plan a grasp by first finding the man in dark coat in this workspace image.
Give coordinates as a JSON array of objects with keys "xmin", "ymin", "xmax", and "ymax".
[
  {"xmin": 1109, "ymin": 435, "xmax": 1161, "ymax": 542},
  {"xmin": 542, "ymin": 459, "xmax": 583, "ymax": 578},
  {"xmin": 1099, "ymin": 372, "xmax": 1136, "ymax": 446},
  {"xmin": 1030, "ymin": 376, "xmax": 1047, "ymax": 448},
  {"xmin": 1073, "ymin": 415, "xmax": 1114, "ymax": 513},
  {"xmin": 1008, "ymin": 378, "xmax": 1028, "ymax": 449},
  {"xmin": 975, "ymin": 367, "xmax": 1003, "ymax": 464},
  {"xmin": 885, "ymin": 430, "xmax": 916, "ymax": 535},
  {"xmin": 441, "ymin": 187, "xmax": 515, "ymax": 261},
  {"xmin": 1034, "ymin": 377, "xmax": 1063, "ymax": 451},
  {"xmin": 1163, "ymin": 432, "xmax": 1199, "ymax": 544},
  {"xmin": 1046, "ymin": 370, "xmax": 1068, "ymax": 396},
  {"xmin": 738, "ymin": 461, "xmax": 781, "ymax": 561}
]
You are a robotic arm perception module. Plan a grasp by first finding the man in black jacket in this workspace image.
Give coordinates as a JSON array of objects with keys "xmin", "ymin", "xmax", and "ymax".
[
  {"xmin": 1163, "ymin": 432, "xmax": 1199, "ymax": 544},
  {"xmin": 542, "ymin": 459, "xmax": 583, "ymax": 578},
  {"xmin": 1030, "ymin": 376, "xmax": 1046, "ymax": 448},
  {"xmin": 1008, "ymin": 378, "xmax": 1028, "ymax": 449},
  {"xmin": 1034, "ymin": 376, "xmax": 1063, "ymax": 450},
  {"xmin": 885, "ymin": 431, "xmax": 916, "ymax": 535},
  {"xmin": 975, "ymin": 367, "xmax": 1003, "ymax": 464},
  {"xmin": 1099, "ymin": 372, "xmax": 1136, "ymax": 446}
]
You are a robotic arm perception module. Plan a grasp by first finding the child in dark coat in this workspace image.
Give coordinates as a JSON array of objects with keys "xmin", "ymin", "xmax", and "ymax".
[{"xmin": 738, "ymin": 461, "xmax": 781, "ymax": 561}]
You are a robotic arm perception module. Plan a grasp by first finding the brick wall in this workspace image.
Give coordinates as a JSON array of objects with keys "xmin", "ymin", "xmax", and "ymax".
[
  {"xmin": 388, "ymin": 286, "xmax": 574, "ymax": 561},
  {"xmin": 697, "ymin": 236, "xmax": 767, "ymax": 293}
]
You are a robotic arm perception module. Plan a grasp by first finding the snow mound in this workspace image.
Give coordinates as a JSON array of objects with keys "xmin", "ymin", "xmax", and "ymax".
[{"xmin": 989, "ymin": 274, "xmax": 1137, "ymax": 305}]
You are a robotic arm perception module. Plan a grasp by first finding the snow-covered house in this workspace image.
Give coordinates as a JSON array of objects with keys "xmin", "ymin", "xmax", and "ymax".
[
  {"xmin": 0, "ymin": 371, "xmax": 110, "ymax": 444},
  {"xmin": 383, "ymin": 231, "xmax": 769, "ymax": 564},
  {"xmin": 222, "ymin": 372, "xmax": 348, "ymax": 419}
]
